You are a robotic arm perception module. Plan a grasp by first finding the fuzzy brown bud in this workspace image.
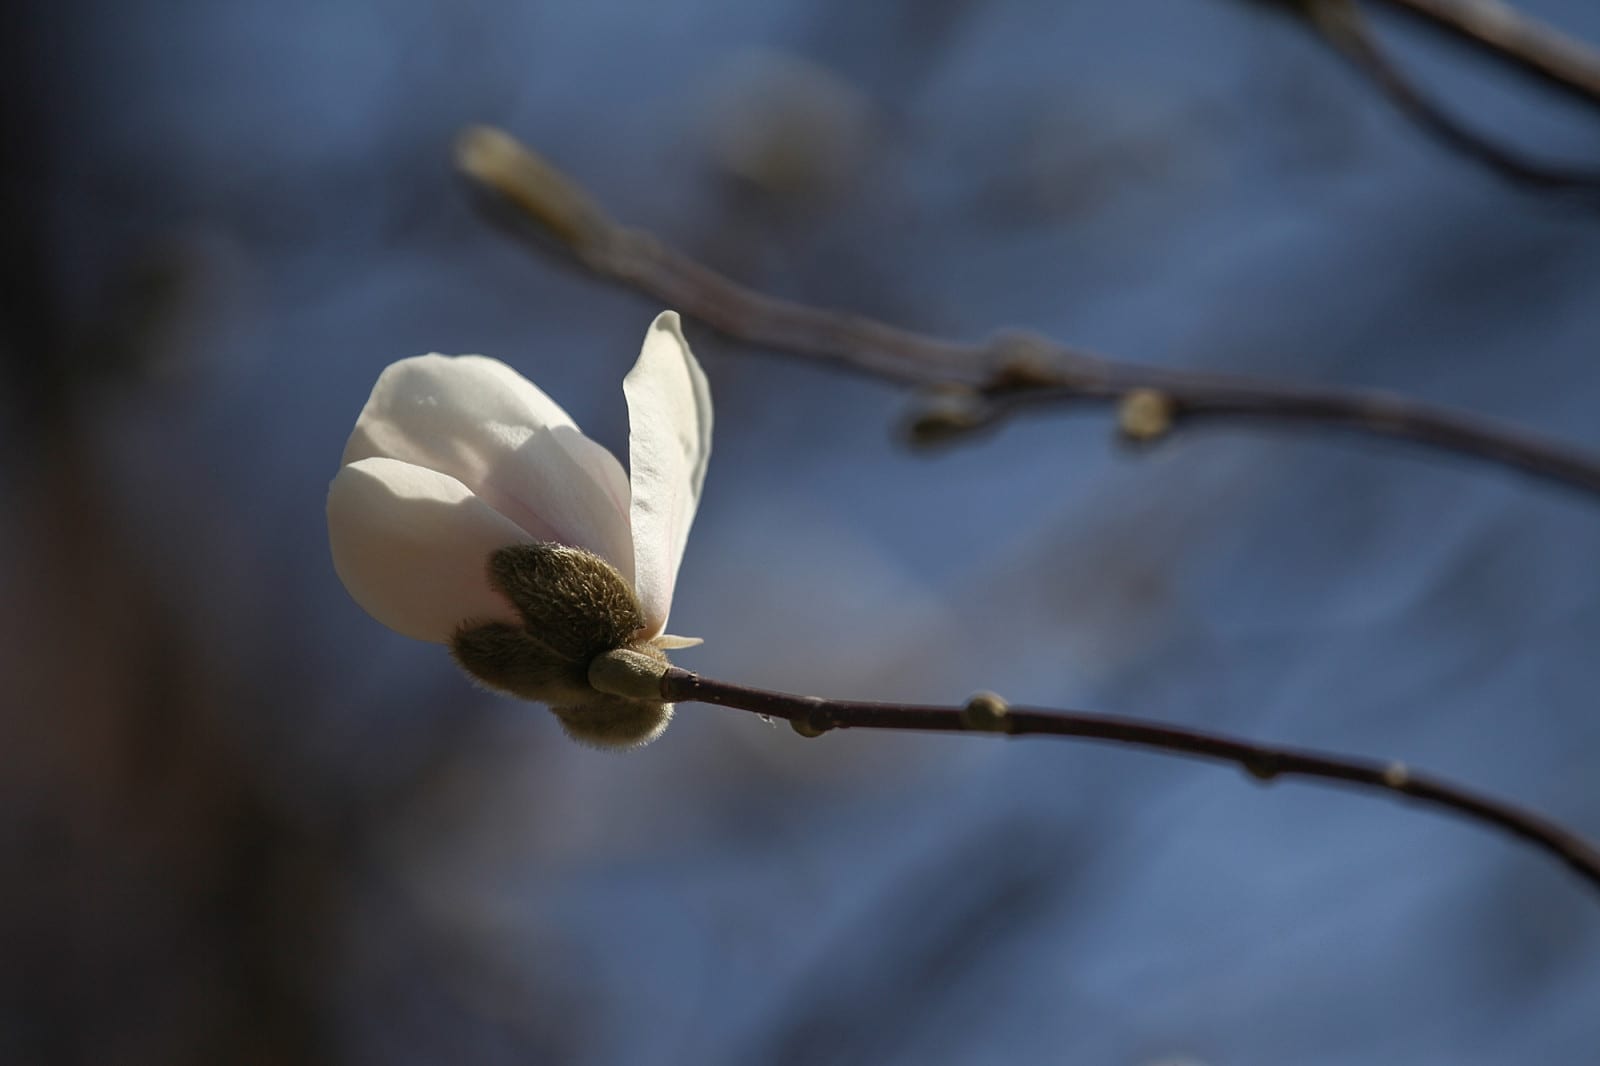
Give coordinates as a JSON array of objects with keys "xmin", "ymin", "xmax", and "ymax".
[{"xmin": 451, "ymin": 543, "xmax": 677, "ymax": 748}]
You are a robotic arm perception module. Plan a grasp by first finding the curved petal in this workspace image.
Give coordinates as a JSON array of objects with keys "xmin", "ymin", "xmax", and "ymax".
[
  {"xmin": 342, "ymin": 354, "xmax": 634, "ymax": 582},
  {"xmin": 328, "ymin": 457, "xmax": 531, "ymax": 643},
  {"xmin": 624, "ymin": 312, "xmax": 713, "ymax": 636}
]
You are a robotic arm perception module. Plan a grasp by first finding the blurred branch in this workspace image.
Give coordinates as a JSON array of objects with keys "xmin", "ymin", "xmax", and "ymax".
[
  {"xmin": 1286, "ymin": 0, "xmax": 1600, "ymax": 193},
  {"xmin": 457, "ymin": 126, "xmax": 1600, "ymax": 500},
  {"xmin": 1370, "ymin": 0, "xmax": 1600, "ymax": 109},
  {"xmin": 658, "ymin": 669, "xmax": 1600, "ymax": 895}
]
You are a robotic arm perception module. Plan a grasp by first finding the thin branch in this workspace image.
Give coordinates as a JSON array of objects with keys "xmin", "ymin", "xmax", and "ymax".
[
  {"xmin": 456, "ymin": 126, "xmax": 1600, "ymax": 500},
  {"xmin": 659, "ymin": 667, "xmax": 1600, "ymax": 896},
  {"xmin": 1370, "ymin": 0, "xmax": 1600, "ymax": 110},
  {"xmin": 1304, "ymin": 0, "xmax": 1600, "ymax": 194},
  {"xmin": 981, "ymin": 377, "xmax": 1600, "ymax": 494}
]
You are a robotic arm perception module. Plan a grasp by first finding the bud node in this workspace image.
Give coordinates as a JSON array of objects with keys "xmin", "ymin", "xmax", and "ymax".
[
  {"xmin": 962, "ymin": 691, "xmax": 1012, "ymax": 732},
  {"xmin": 588, "ymin": 646, "xmax": 670, "ymax": 701},
  {"xmin": 1117, "ymin": 388, "xmax": 1175, "ymax": 443}
]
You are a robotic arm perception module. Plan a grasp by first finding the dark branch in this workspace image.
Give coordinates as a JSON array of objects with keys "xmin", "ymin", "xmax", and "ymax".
[
  {"xmin": 1304, "ymin": 0, "xmax": 1600, "ymax": 194},
  {"xmin": 456, "ymin": 126, "xmax": 1600, "ymax": 500},
  {"xmin": 660, "ymin": 667, "xmax": 1600, "ymax": 896},
  {"xmin": 1371, "ymin": 0, "xmax": 1600, "ymax": 110}
]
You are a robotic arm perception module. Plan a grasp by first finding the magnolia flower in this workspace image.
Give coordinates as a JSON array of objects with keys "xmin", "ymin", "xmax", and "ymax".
[{"xmin": 327, "ymin": 311, "xmax": 711, "ymax": 747}]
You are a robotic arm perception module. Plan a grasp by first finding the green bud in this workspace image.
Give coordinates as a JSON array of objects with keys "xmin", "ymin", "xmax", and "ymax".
[
  {"xmin": 961, "ymin": 690, "xmax": 1011, "ymax": 732},
  {"xmin": 1242, "ymin": 752, "xmax": 1280, "ymax": 782},
  {"xmin": 551, "ymin": 694, "xmax": 674, "ymax": 749},
  {"xmin": 789, "ymin": 715, "xmax": 830, "ymax": 738},
  {"xmin": 589, "ymin": 645, "xmax": 670, "ymax": 701},
  {"xmin": 451, "ymin": 619, "xmax": 597, "ymax": 707},
  {"xmin": 906, "ymin": 383, "xmax": 990, "ymax": 447},
  {"xmin": 1116, "ymin": 388, "xmax": 1174, "ymax": 443}
]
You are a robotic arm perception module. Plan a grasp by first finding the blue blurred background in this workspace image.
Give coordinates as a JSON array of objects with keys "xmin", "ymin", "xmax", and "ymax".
[{"xmin": 3, "ymin": 1, "xmax": 1599, "ymax": 1062}]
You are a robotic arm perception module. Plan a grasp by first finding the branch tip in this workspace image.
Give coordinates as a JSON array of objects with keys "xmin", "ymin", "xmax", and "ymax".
[{"xmin": 456, "ymin": 125, "xmax": 608, "ymax": 247}]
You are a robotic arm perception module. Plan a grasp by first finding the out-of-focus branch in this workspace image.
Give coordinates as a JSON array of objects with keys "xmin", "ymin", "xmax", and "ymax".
[
  {"xmin": 456, "ymin": 126, "xmax": 1600, "ymax": 500},
  {"xmin": 1371, "ymin": 0, "xmax": 1600, "ymax": 110},
  {"xmin": 1265, "ymin": 0, "xmax": 1600, "ymax": 193},
  {"xmin": 656, "ymin": 668, "xmax": 1600, "ymax": 896}
]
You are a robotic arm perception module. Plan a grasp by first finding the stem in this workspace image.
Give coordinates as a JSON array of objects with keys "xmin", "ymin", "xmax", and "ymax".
[
  {"xmin": 661, "ymin": 668, "xmax": 1600, "ymax": 896},
  {"xmin": 1372, "ymin": 0, "xmax": 1600, "ymax": 109},
  {"xmin": 988, "ymin": 376, "xmax": 1600, "ymax": 495},
  {"xmin": 456, "ymin": 126, "xmax": 1600, "ymax": 501},
  {"xmin": 1306, "ymin": 0, "xmax": 1600, "ymax": 194}
]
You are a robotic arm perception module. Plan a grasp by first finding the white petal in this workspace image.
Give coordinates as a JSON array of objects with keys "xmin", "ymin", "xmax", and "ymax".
[
  {"xmin": 328, "ymin": 457, "xmax": 530, "ymax": 643},
  {"xmin": 342, "ymin": 354, "xmax": 634, "ymax": 582},
  {"xmin": 624, "ymin": 312, "xmax": 713, "ymax": 636}
]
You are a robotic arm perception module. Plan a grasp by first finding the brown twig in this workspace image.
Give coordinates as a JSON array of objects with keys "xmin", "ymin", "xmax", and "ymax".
[
  {"xmin": 1302, "ymin": 0, "xmax": 1600, "ymax": 193},
  {"xmin": 456, "ymin": 126, "xmax": 1600, "ymax": 500},
  {"xmin": 658, "ymin": 667, "xmax": 1600, "ymax": 895},
  {"xmin": 1370, "ymin": 0, "xmax": 1600, "ymax": 109}
]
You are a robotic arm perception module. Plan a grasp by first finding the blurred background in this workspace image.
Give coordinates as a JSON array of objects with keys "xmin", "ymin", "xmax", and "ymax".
[{"xmin": 4, "ymin": 1, "xmax": 1599, "ymax": 1062}]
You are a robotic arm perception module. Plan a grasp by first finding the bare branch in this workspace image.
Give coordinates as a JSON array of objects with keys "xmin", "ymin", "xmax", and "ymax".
[
  {"xmin": 660, "ymin": 668, "xmax": 1600, "ymax": 896},
  {"xmin": 457, "ymin": 126, "xmax": 1600, "ymax": 500},
  {"xmin": 1304, "ymin": 0, "xmax": 1600, "ymax": 194},
  {"xmin": 1371, "ymin": 0, "xmax": 1600, "ymax": 109}
]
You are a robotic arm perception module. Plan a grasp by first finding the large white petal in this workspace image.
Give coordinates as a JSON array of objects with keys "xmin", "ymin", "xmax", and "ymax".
[
  {"xmin": 342, "ymin": 354, "xmax": 634, "ymax": 582},
  {"xmin": 328, "ymin": 457, "xmax": 531, "ymax": 643},
  {"xmin": 624, "ymin": 312, "xmax": 713, "ymax": 636}
]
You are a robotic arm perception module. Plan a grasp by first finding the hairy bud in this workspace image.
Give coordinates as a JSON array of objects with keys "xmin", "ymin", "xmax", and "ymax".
[
  {"xmin": 451, "ymin": 543, "xmax": 677, "ymax": 748},
  {"xmin": 589, "ymin": 646, "xmax": 671, "ymax": 701},
  {"xmin": 551, "ymin": 694, "xmax": 673, "ymax": 750}
]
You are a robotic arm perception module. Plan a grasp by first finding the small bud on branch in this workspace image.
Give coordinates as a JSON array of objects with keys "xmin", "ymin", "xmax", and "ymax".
[{"xmin": 661, "ymin": 668, "xmax": 1600, "ymax": 896}]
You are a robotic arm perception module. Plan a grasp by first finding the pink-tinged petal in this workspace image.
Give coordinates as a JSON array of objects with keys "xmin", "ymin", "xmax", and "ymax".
[
  {"xmin": 624, "ymin": 312, "xmax": 713, "ymax": 636},
  {"xmin": 328, "ymin": 457, "xmax": 530, "ymax": 643},
  {"xmin": 342, "ymin": 354, "xmax": 634, "ymax": 582}
]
